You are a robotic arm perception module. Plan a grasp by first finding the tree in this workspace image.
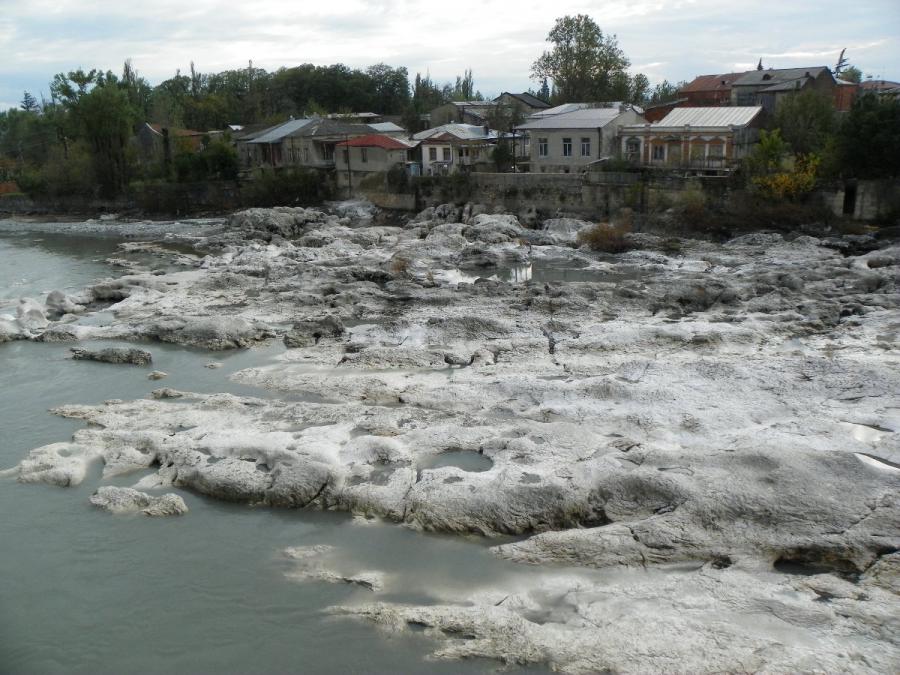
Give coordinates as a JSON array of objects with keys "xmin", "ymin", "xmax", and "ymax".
[
  {"xmin": 840, "ymin": 66, "xmax": 862, "ymax": 84},
  {"xmin": 20, "ymin": 92, "xmax": 40, "ymax": 113},
  {"xmin": 365, "ymin": 64, "xmax": 411, "ymax": 114},
  {"xmin": 774, "ymin": 89, "xmax": 836, "ymax": 155},
  {"xmin": 744, "ymin": 128, "xmax": 789, "ymax": 177},
  {"xmin": 835, "ymin": 93, "xmax": 900, "ymax": 178},
  {"xmin": 73, "ymin": 84, "xmax": 137, "ymax": 196},
  {"xmin": 531, "ymin": 14, "xmax": 636, "ymax": 103},
  {"xmin": 645, "ymin": 80, "xmax": 687, "ymax": 105}
]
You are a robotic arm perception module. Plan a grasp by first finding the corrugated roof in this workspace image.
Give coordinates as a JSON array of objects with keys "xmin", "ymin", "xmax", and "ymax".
[
  {"xmin": 369, "ymin": 122, "xmax": 405, "ymax": 133},
  {"xmin": 295, "ymin": 119, "xmax": 374, "ymax": 137},
  {"xmin": 413, "ymin": 123, "xmax": 497, "ymax": 141},
  {"xmin": 517, "ymin": 105, "xmax": 639, "ymax": 130},
  {"xmin": 733, "ymin": 67, "xmax": 830, "ymax": 87},
  {"xmin": 497, "ymin": 92, "xmax": 551, "ymax": 109},
  {"xmin": 654, "ymin": 106, "xmax": 762, "ymax": 127},
  {"xmin": 248, "ymin": 119, "xmax": 315, "ymax": 144},
  {"xmin": 530, "ymin": 102, "xmax": 592, "ymax": 118},
  {"xmin": 679, "ymin": 73, "xmax": 748, "ymax": 93},
  {"xmin": 335, "ymin": 134, "xmax": 415, "ymax": 150}
]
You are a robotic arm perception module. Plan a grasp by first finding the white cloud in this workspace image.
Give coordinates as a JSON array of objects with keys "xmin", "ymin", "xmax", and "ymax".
[{"xmin": 1, "ymin": 0, "xmax": 898, "ymax": 108}]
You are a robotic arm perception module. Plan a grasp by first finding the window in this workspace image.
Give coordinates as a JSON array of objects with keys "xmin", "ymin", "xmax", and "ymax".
[
  {"xmin": 625, "ymin": 138, "xmax": 641, "ymax": 160},
  {"xmin": 429, "ymin": 147, "xmax": 437, "ymax": 161},
  {"xmin": 708, "ymin": 143, "xmax": 724, "ymax": 158},
  {"xmin": 361, "ymin": 147, "xmax": 368, "ymax": 163},
  {"xmin": 562, "ymin": 137, "xmax": 572, "ymax": 157},
  {"xmin": 342, "ymin": 149, "xmax": 349, "ymax": 164},
  {"xmin": 581, "ymin": 137, "xmax": 591, "ymax": 156},
  {"xmin": 324, "ymin": 145, "xmax": 334, "ymax": 161},
  {"xmin": 442, "ymin": 147, "xmax": 451, "ymax": 161},
  {"xmin": 651, "ymin": 145, "xmax": 665, "ymax": 161},
  {"xmin": 303, "ymin": 148, "xmax": 310, "ymax": 163},
  {"xmin": 538, "ymin": 137, "xmax": 548, "ymax": 157}
]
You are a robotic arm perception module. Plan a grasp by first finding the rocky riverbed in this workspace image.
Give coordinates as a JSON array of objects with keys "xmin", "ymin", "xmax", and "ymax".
[{"xmin": 2, "ymin": 201, "xmax": 899, "ymax": 672}]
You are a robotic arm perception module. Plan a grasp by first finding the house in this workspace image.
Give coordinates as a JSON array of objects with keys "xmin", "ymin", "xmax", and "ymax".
[
  {"xmin": 730, "ymin": 67, "xmax": 836, "ymax": 112},
  {"xmin": 368, "ymin": 122, "xmax": 407, "ymax": 137},
  {"xmin": 327, "ymin": 112, "xmax": 383, "ymax": 124},
  {"xmin": 243, "ymin": 118, "xmax": 374, "ymax": 170},
  {"xmin": 134, "ymin": 122, "xmax": 210, "ymax": 165},
  {"xmin": 429, "ymin": 101, "xmax": 500, "ymax": 126},
  {"xmin": 493, "ymin": 92, "xmax": 551, "ymax": 116},
  {"xmin": 243, "ymin": 119, "xmax": 315, "ymax": 168},
  {"xmin": 516, "ymin": 103, "xmax": 646, "ymax": 173},
  {"xmin": 412, "ymin": 124, "xmax": 498, "ymax": 175},
  {"xmin": 678, "ymin": 73, "xmax": 748, "ymax": 107},
  {"xmin": 642, "ymin": 98, "xmax": 689, "ymax": 123},
  {"xmin": 620, "ymin": 106, "xmax": 763, "ymax": 172},
  {"xmin": 334, "ymin": 134, "xmax": 418, "ymax": 189},
  {"xmin": 834, "ymin": 79, "xmax": 858, "ymax": 111}
]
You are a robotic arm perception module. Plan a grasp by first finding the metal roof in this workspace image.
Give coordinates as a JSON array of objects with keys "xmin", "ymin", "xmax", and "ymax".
[
  {"xmin": 335, "ymin": 134, "xmax": 416, "ymax": 150},
  {"xmin": 732, "ymin": 67, "xmax": 831, "ymax": 87},
  {"xmin": 247, "ymin": 119, "xmax": 315, "ymax": 144},
  {"xmin": 529, "ymin": 102, "xmax": 592, "ymax": 118},
  {"xmin": 653, "ymin": 106, "xmax": 762, "ymax": 128},
  {"xmin": 517, "ymin": 105, "xmax": 640, "ymax": 130},
  {"xmin": 369, "ymin": 122, "xmax": 405, "ymax": 133},
  {"xmin": 413, "ymin": 123, "xmax": 497, "ymax": 141},
  {"xmin": 495, "ymin": 92, "xmax": 551, "ymax": 109}
]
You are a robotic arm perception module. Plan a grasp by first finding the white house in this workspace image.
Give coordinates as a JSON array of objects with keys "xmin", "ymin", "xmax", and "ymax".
[{"xmin": 516, "ymin": 103, "xmax": 646, "ymax": 173}]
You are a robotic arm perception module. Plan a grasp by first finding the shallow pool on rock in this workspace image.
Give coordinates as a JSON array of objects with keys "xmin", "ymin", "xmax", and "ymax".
[{"xmin": 418, "ymin": 449, "xmax": 495, "ymax": 472}]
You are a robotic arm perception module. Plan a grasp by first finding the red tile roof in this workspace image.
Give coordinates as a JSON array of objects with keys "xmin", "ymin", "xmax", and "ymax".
[{"xmin": 335, "ymin": 134, "xmax": 411, "ymax": 150}]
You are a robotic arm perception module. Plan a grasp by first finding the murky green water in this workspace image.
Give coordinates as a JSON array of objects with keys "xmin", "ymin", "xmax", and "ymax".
[{"xmin": 0, "ymin": 228, "xmax": 553, "ymax": 673}]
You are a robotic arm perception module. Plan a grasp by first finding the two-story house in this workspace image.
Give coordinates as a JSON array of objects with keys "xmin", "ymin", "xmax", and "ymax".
[
  {"xmin": 620, "ymin": 106, "xmax": 763, "ymax": 171},
  {"xmin": 413, "ymin": 124, "xmax": 498, "ymax": 175},
  {"xmin": 516, "ymin": 103, "xmax": 646, "ymax": 173}
]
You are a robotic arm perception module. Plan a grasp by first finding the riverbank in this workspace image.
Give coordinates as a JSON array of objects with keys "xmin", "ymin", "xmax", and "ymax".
[{"xmin": 2, "ymin": 203, "xmax": 898, "ymax": 672}]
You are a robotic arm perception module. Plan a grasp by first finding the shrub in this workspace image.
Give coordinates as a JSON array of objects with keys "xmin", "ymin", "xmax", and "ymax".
[
  {"xmin": 752, "ymin": 154, "xmax": 820, "ymax": 201},
  {"xmin": 674, "ymin": 186, "xmax": 710, "ymax": 228},
  {"xmin": 577, "ymin": 222, "xmax": 632, "ymax": 253},
  {"xmin": 241, "ymin": 169, "xmax": 333, "ymax": 207},
  {"xmin": 390, "ymin": 255, "xmax": 411, "ymax": 276}
]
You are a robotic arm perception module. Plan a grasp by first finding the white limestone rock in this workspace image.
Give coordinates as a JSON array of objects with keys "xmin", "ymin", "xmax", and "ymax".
[{"xmin": 90, "ymin": 486, "xmax": 188, "ymax": 516}]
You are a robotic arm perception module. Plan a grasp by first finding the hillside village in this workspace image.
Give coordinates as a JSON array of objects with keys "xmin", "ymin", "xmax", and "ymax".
[
  {"xmin": 142, "ymin": 65, "xmax": 898, "ymax": 182},
  {"xmin": 1, "ymin": 13, "xmax": 899, "ymax": 223}
]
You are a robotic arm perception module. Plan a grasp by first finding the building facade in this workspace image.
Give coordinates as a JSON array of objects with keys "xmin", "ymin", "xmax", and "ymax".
[
  {"xmin": 516, "ymin": 104, "xmax": 646, "ymax": 173},
  {"xmin": 620, "ymin": 106, "xmax": 763, "ymax": 171}
]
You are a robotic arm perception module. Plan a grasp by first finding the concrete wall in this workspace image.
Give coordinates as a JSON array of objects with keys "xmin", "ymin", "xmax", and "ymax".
[{"xmin": 819, "ymin": 179, "xmax": 900, "ymax": 221}]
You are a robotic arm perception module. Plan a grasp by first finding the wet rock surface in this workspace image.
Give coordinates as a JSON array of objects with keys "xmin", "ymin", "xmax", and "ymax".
[
  {"xmin": 70, "ymin": 347, "xmax": 153, "ymax": 365},
  {"xmin": 89, "ymin": 486, "xmax": 188, "ymax": 516},
  {"xmin": 4, "ymin": 203, "xmax": 899, "ymax": 672}
]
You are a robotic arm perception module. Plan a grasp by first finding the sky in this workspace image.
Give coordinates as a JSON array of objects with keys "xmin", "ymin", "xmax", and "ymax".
[{"xmin": 1, "ymin": 0, "xmax": 898, "ymax": 112}]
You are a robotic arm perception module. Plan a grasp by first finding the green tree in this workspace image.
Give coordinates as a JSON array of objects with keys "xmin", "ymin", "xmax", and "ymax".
[
  {"xmin": 73, "ymin": 84, "xmax": 137, "ymax": 196},
  {"xmin": 20, "ymin": 92, "xmax": 40, "ymax": 113},
  {"xmin": 646, "ymin": 80, "xmax": 687, "ymax": 105},
  {"xmin": 839, "ymin": 66, "xmax": 862, "ymax": 84},
  {"xmin": 835, "ymin": 93, "xmax": 900, "ymax": 178},
  {"xmin": 744, "ymin": 128, "xmax": 789, "ymax": 177},
  {"xmin": 773, "ymin": 89, "xmax": 835, "ymax": 155},
  {"xmin": 531, "ymin": 14, "xmax": 638, "ymax": 103}
]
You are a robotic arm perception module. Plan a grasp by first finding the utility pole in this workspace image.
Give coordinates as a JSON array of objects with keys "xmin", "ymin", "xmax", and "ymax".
[{"xmin": 345, "ymin": 135, "xmax": 352, "ymax": 198}]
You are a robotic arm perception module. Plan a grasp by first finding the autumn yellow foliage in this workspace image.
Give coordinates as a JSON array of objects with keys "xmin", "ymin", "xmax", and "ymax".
[{"xmin": 752, "ymin": 154, "xmax": 820, "ymax": 201}]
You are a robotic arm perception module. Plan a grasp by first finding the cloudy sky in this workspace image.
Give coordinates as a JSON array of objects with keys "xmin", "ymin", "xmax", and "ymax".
[{"xmin": 1, "ymin": 0, "xmax": 898, "ymax": 111}]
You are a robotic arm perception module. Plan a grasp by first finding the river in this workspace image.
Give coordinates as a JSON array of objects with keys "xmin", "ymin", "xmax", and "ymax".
[{"xmin": 0, "ymin": 223, "xmax": 554, "ymax": 673}]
